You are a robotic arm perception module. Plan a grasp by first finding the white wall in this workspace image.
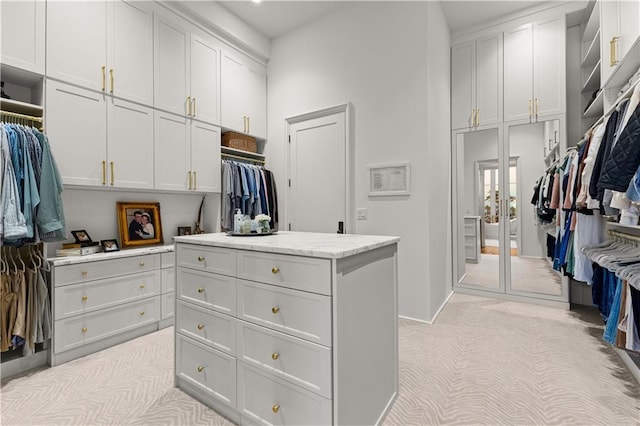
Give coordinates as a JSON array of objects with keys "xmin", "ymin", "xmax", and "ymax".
[{"xmin": 267, "ymin": 1, "xmax": 451, "ymax": 322}]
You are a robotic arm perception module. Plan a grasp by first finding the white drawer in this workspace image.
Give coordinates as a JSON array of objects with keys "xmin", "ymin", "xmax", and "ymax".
[
  {"xmin": 237, "ymin": 320, "xmax": 332, "ymax": 398},
  {"xmin": 464, "ymin": 224, "xmax": 477, "ymax": 236},
  {"xmin": 176, "ymin": 301, "xmax": 235, "ymax": 356},
  {"xmin": 177, "ymin": 244, "xmax": 236, "ymax": 277},
  {"xmin": 237, "ymin": 279, "xmax": 331, "ymax": 347},
  {"xmin": 54, "ymin": 296, "xmax": 160, "ymax": 353},
  {"xmin": 237, "ymin": 251, "xmax": 331, "ymax": 296},
  {"xmin": 161, "ymin": 251, "xmax": 175, "ymax": 269},
  {"xmin": 177, "ymin": 268, "xmax": 236, "ymax": 316},
  {"xmin": 176, "ymin": 334, "xmax": 236, "ymax": 410},
  {"xmin": 238, "ymin": 363, "xmax": 331, "ymax": 426},
  {"xmin": 54, "ymin": 270, "xmax": 161, "ymax": 320},
  {"xmin": 53, "ymin": 254, "xmax": 160, "ymax": 287},
  {"xmin": 162, "ymin": 292, "xmax": 175, "ymax": 320},
  {"xmin": 161, "ymin": 267, "xmax": 175, "ymax": 294}
]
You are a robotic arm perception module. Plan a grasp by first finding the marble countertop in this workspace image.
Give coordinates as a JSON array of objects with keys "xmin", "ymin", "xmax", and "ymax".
[
  {"xmin": 173, "ymin": 231, "xmax": 399, "ymax": 259},
  {"xmin": 49, "ymin": 244, "xmax": 174, "ymax": 266}
]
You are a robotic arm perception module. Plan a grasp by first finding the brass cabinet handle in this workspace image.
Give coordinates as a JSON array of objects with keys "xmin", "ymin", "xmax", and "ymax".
[
  {"xmin": 187, "ymin": 96, "xmax": 192, "ymax": 116},
  {"xmin": 247, "ymin": 116, "xmax": 250, "ymax": 133},
  {"xmin": 535, "ymin": 98, "xmax": 539, "ymax": 118},
  {"xmin": 197, "ymin": 287, "xmax": 205, "ymax": 293},
  {"xmin": 110, "ymin": 161, "xmax": 114, "ymax": 186},
  {"xmin": 139, "ymin": 311, "xmax": 145, "ymax": 316},
  {"xmin": 197, "ymin": 256, "xmax": 205, "ymax": 262},
  {"xmin": 272, "ymin": 306, "xmax": 280, "ymax": 314},
  {"xmin": 188, "ymin": 171, "xmax": 192, "ymax": 190},
  {"xmin": 197, "ymin": 324, "xmax": 204, "ymax": 330},
  {"xmin": 81, "ymin": 270, "xmax": 88, "ymax": 276},
  {"xmin": 109, "ymin": 68, "xmax": 114, "ymax": 93},
  {"xmin": 528, "ymin": 99, "xmax": 532, "ymax": 118},
  {"xmin": 610, "ymin": 36, "xmax": 620, "ymax": 67},
  {"xmin": 243, "ymin": 116, "xmax": 247, "ymax": 133},
  {"xmin": 101, "ymin": 65, "xmax": 106, "ymax": 91},
  {"xmin": 139, "ymin": 262, "xmax": 145, "ymax": 267},
  {"xmin": 476, "ymin": 109, "xmax": 480, "ymax": 126},
  {"xmin": 82, "ymin": 327, "xmax": 88, "ymax": 333},
  {"xmin": 140, "ymin": 283, "xmax": 145, "ymax": 289},
  {"xmin": 81, "ymin": 295, "xmax": 88, "ymax": 301},
  {"xmin": 271, "ymin": 267, "xmax": 279, "ymax": 274},
  {"xmin": 272, "ymin": 352, "xmax": 279, "ymax": 360},
  {"xmin": 193, "ymin": 171, "xmax": 197, "ymax": 190},
  {"xmin": 197, "ymin": 366, "xmax": 205, "ymax": 372},
  {"xmin": 272, "ymin": 404, "xmax": 280, "ymax": 414},
  {"xmin": 192, "ymin": 98, "xmax": 196, "ymax": 117},
  {"xmin": 102, "ymin": 160, "xmax": 106, "ymax": 185}
]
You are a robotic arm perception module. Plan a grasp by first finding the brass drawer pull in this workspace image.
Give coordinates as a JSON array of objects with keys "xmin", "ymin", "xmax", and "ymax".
[
  {"xmin": 271, "ymin": 306, "xmax": 280, "ymax": 314},
  {"xmin": 272, "ymin": 352, "xmax": 279, "ymax": 360},
  {"xmin": 197, "ymin": 288, "xmax": 205, "ymax": 293},
  {"xmin": 82, "ymin": 327, "xmax": 88, "ymax": 333},
  {"xmin": 139, "ymin": 262, "xmax": 145, "ymax": 267},
  {"xmin": 197, "ymin": 366, "xmax": 205, "ymax": 373},
  {"xmin": 272, "ymin": 404, "xmax": 280, "ymax": 414},
  {"xmin": 81, "ymin": 271, "xmax": 88, "ymax": 276},
  {"xmin": 139, "ymin": 311, "xmax": 145, "ymax": 316},
  {"xmin": 271, "ymin": 267, "xmax": 279, "ymax": 274},
  {"xmin": 197, "ymin": 324, "xmax": 204, "ymax": 330},
  {"xmin": 140, "ymin": 283, "xmax": 145, "ymax": 289},
  {"xmin": 197, "ymin": 256, "xmax": 205, "ymax": 262},
  {"xmin": 81, "ymin": 295, "xmax": 88, "ymax": 302}
]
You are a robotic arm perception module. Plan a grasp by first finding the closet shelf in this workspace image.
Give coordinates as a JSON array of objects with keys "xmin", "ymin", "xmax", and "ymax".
[
  {"xmin": 581, "ymin": 60, "xmax": 601, "ymax": 93},
  {"xmin": 581, "ymin": 29, "xmax": 600, "ymax": 68},
  {"xmin": 545, "ymin": 143, "xmax": 560, "ymax": 163},
  {"xmin": 583, "ymin": 89, "xmax": 604, "ymax": 119},
  {"xmin": 221, "ymin": 146, "xmax": 265, "ymax": 164},
  {"xmin": 607, "ymin": 222, "xmax": 640, "ymax": 238},
  {"xmin": 580, "ymin": 0, "xmax": 599, "ymax": 44},
  {"xmin": 0, "ymin": 98, "xmax": 43, "ymax": 117}
]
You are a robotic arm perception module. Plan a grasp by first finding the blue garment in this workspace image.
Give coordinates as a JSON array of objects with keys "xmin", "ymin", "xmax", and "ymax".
[
  {"xmin": 603, "ymin": 278, "xmax": 623, "ymax": 344},
  {"xmin": 33, "ymin": 129, "xmax": 66, "ymax": 241},
  {"xmin": 625, "ymin": 166, "xmax": 640, "ymax": 202},
  {"xmin": 554, "ymin": 211, "xmax": 573, "ymax": 271}
]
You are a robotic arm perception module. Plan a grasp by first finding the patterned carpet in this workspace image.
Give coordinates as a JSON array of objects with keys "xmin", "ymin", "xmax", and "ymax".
[{"xmin": 1, "ymin": 293, "xmax": 639, "ymax": 425}]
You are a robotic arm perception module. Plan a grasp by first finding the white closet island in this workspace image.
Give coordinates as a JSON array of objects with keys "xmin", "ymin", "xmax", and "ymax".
[{"xmin": 173, "ymin": 231, "xmax": 399, "ymax": 425}]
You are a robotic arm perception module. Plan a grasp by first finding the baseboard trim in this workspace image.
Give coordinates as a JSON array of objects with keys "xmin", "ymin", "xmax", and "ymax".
[{"xmin": 454, "ymin": 287, "xmax": 570, "ymax": 310}]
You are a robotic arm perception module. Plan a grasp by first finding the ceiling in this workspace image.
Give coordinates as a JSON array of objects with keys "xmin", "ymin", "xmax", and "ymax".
[{"xmin": 216, "ymin": 1, "xmax": 559, "ymax": 39}]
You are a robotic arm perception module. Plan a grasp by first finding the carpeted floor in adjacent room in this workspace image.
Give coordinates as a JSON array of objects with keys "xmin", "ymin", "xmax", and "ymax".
[{"xmin": 1, "ymin": 293, "xmax": 639, "ymax": 425}]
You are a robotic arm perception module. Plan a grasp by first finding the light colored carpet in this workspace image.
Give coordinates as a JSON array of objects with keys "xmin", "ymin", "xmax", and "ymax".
[{"xmin": 2, "ymin": 294, "xmax": 639, "ymax": 425}]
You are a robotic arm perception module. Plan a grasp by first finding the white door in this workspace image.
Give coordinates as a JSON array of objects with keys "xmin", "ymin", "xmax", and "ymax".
[
  {"xmin": 245, "ymin": 60, "xmax": 267, "ymax": 138},
  {"xmin": 154, "ymin": 111, "xmax": 190, "ymax": 191},
  {"xmin": 618, "ymin": 0, "xmax": 640, "ymax": 61},
  {"xmin": 47, "ymin": 1, "xmax": 106, "ymax": 91},
  {"xmin": 533, "ymin": 16, "xmax": 565, "ymax": 119},
  {"xmin": 109, "ymin": 0, "xmax": 153, "ymax": 106},
  {"xmin": 190, "ymin": 121, "xmax": 221, "ymax": 193},
  {"xmin": 287, "ymin": 106, "xmax": 349, "ymax": 234},
  {"xmin": 46, "ymin": 80, "xmax": 107, "ymax": 187},
  {"xmin": 221, "ymin": 50, "xmax": 246, "ymax": 133},
  {"xmin": 475, "ymin": 33, "xmax": 502, "ymax": 127},
  {"xmin": 451, "ymin": 41, "xmax": 475, "ymax": 129},
  {"xmin": 503, "ymin": 23, "xmax": 533, "ymax": 122},
  {"xmin": 190, "ymin": 33, "xmax": 220, "ymax": 125},
  {"xmin": 1, "ymin": 0, "xmax": 45, "ymax": 74},
  {"xmin": 155, "ymin": 15, "xmax": 189, "ymax": 116}
]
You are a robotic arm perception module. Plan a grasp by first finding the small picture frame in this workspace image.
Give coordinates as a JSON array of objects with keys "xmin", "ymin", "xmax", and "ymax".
[
  {"xmin": 71, "ymin": 230, "xmax": 92, "ymax": 243},
  {"xmin": 177, "ymin": 226, "xmax": 192, "ymax": 236},
  {"xmin": 101, "ymin": 239, "xmax": 120, "ymax": 252}
]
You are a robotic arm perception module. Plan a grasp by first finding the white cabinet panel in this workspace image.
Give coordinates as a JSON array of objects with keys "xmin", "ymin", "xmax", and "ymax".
[
  {"xmin": 177, "ymin": 268, "xmax": 237, "ymax": 316},
  {"xmin": 190, "ymin": 33, "xmax": 220, "ymax": 125},
  {"xmin": 451, "ymin": 41, "xmax": 475, "ymax": 129},
  {"xmin": 504, "ymin": 23, "xmax": 534, "ymax": 122},
  {"xmin": 176, "ymin": 244, "xmax": 236, "ymax": 276},
  {"xmin": 1, "ymin": 0, "xmax": 45, "ymax": 74},
  {"xmin": 245, "ymin": 60, "xmax": 267, "ymax": 138},
  {"xmin": 475, "ymin": 34, "xmax": 502, "ymax": 126},
  {"xmin": 176, "ymin": 301, "xmax": 235, "ymax": 355},
  {"xmin": 190, "ymin": 121, "xmax": 221, "ymax": 193},
  {"xmin": 155, "ymin": 15, "xmax": 189, "ymax": 116},
  {"xmin": 162, "ymin": 292, "xmax": 175, "ymax": 320},
  {"xmin": 53, "ymin": 254, "xmax": 159, "ymax": 287},
  {"xmin": 161, "ymin": 267, "xmax": 175, "ymax": 294},
  {"xmin": 154, "ymin": 111, "xmax": 190, "ymax": 191},
  {"xmin": 533, "ymin": 16, "xmax": 565, "ymax": 118},
  {"xmin": 618, "ymin": 0, "xmax": 640, "ymax": 61}
]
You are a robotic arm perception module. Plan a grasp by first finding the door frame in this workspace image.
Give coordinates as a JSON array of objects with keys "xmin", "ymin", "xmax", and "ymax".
[{"xmin": 285, "ymin": 103, "xmax": 354, "ymax": 234}]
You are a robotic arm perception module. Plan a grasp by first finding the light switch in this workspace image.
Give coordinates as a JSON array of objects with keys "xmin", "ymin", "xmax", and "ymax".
[{"xmin": 357, "ymin": 208, "xmax": 367, "ymax": 220}]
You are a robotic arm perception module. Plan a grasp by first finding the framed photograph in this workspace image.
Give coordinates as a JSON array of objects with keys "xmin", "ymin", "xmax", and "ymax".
[
  {"xmin": 101, "ymin": 239, "xmax": 120, "ymax": 252},
  {"xmin": 177, "ymin": 226, "xmax": 192, "ymax": 236},
  {"xmin": 366, "ymin": 162, "xmax": 411, "ymax": 196},
  {"xmin": 116, "ymin": 202, "xmax": 164, "ymax": 249},
  {"xmin": 71, "ymin": 229, "xmax": 92, "ymax": 243}
]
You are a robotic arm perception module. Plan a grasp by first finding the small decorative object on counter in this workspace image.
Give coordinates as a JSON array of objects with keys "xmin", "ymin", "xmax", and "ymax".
[
  {"xmin": 234, "ymin": 209, "xmax": 243, "ymax": 233},
  {"xmin": 255, "ymin": 214, "xmax": 271, "ymax": 233},
  {"xmin": 194, "ymin": 195, "xmax": 206, "ymax": 234},
  {"xmin": 240, "ymin": 215, "xmax": 252, "ymax": 234}
]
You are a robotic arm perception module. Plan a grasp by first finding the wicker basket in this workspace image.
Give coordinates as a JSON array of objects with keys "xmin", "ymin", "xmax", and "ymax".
[{"xmin": 222, "ymin": 131, "xmax": 257, "ymax": 153}]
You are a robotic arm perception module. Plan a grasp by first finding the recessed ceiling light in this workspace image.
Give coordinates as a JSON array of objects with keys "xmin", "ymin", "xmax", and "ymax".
[{"xmin": 252, "ymin": 0, "xmax": 262, "ymax": 4}]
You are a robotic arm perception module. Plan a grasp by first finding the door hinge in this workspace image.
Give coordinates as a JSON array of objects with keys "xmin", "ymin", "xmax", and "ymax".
[
  {"xmin": 288, "ymin": 179, "xmax": 291, "ymax": 187},
  {"xmin": 288, "ymin": 223, "xmax": 291, "ymax": 231},
  {"xmin": 288, "ymin": 135, "xmax": 291, "ymax": 143}
]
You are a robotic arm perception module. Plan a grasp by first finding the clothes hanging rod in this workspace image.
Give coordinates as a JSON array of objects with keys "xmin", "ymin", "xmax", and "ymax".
[
  {"xmin": 221, "ymin": 153, "xmax": 265, "ymax": 164},
  {"xmin": 608, "ymin": 229, "xmax": 640, "ymax": 243},
  {"xmin": 1, "ymin": 110, "xmax": 44, "ymax": 122}
]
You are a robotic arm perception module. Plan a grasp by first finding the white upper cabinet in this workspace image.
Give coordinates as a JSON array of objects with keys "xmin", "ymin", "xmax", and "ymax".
[
  {"xmin": 47, "ymin": 0, "xmax": 153, "ymax": 106},
  {"xmin": 221, "ymin": 48, "xmax": 267, "ymax": 139},
  {"xmin": 601, "ymin": 0, "xmax": 640, "ymax": 83},
  {"xmin": 1, "ymin": 0, "xmax": 45, "ymax": 74},
  {"xmin": 451, "ymin": 33, "xmax": 502, "ymax": 129},
  {"xmin": 155, "ymin": 14, "xmax": 221, "ymax": 125},
  {"xmin": 504, "ymin": 15, "xmax": 565, "ymax": 122},
  {"xmin": 190, "ymin": 121, "xmax": 221, "ymax": 193}
]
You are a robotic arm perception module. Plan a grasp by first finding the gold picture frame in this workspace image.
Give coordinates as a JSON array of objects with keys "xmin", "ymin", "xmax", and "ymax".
[{"xmin": 116, "ymin": 202, "xmax": 163, "ymax": 249}]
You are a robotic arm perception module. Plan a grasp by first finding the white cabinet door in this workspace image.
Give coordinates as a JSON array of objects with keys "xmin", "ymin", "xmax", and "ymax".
[
  {"xmin": 533, "ymin": 16, "xmax": 565, "ymax": 118},
  {"xmin": 451, "ymin": 41, "xmax": 475, "ymax": 129},
  {"xmin": 1, "ymin": 0, "xmax": 45, "ymax": 74},
  {"xmin": 221, "ymin": 50, "xmax": 246, "ymax": 133},
  {"xmin": 190, "ymin": 33, "xmax": 220, "ymax": 125},
  {"xmin": 107, "ymin": 98, "xmax": 154, "ymax": 189},
  {"xmin": 504, "ymin": 23, "xmax": 533, "ymax": 122},
  {"xmin": 154, "ymin": 111, "xmax": 190, "ymax": 191},
  {"xmin": 190, "ymin": 121, "xmax": 221, "ymax": 193},
  {"xmin": 47, "ymin": 1, "xmax": 107, "ymax": 91},
  {"xmin": 46, "ymin": 80, "xmax": 107, "ymax": 187},
  {"xmin": 618, "ymin": 0, "xmax": 640, "ymax": 63},
  {"xmin": 475, "ymin": 34, "xmax": 502, "ymax": 126},
  {"xmin": 109, "ymin": 0, "xmax": 153, "ymax": 106},
  {"xmin": 155, "ymin": 15, "xmax": 189, "ymax": 116},
  {"xmin": 600, "ymin": 0, "xmax": 618, "ymax": 83},
  {"xmin": 245, "ymin": 59, "xmax": 267, "ymax": 138}
]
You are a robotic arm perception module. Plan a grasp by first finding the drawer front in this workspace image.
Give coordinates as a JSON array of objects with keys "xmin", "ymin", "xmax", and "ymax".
[
  {"xmin": 161, "ymin": 267, "xmax": 175, "ymax": 294},
  {"xmin": 237, "ymin": 251, "xmax": 331, "ymax": 295},
  {"xmin": 238, "ymin": 363, "xmax": 331, "ymax": 426},
  {"xmin": 54, "ymin": 254, "xmax": 160, "ymax": 286},
  {"xmin": 54, "ymin": 270, "xmax": 161, "ymax": 320},
  {"xmin": 161, "ymin": 251, "xmax": 175, "ymax": 269},
  {"xmin": 177, "ymin": 268, "xmax": 236, "ymax": 316},
  {"xmin": 162, "ymin": 292, "xmax": 175, "ymax": 320},
  {"xmin": 176, "ymin": 301, "xmax": 235, "ymax": 356},
  {"xmin": 237, "ymin": 280, "xmax": 331, "ymax": 347},
  {"xmin": 177, "ymin": 244, "xmax": 236, "ymax": 276},
  {"xmin": 464, "ymin": 224, "xmax": 477, "ymax": 236},
  {"xmin": 176, "ymin": 334, "xmax": 236, "ymax": 410},
  {"xmin": 54, "ymin": 296, "xmax": 160, "ymax": 353},
  {"xmin": 237, "ymin": 320, "xmax": 332, "ymax": 398}
]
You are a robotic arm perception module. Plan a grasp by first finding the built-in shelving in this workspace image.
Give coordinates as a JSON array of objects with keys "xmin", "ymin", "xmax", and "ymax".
[
  {"xmin": 0, "ymin": 98, "xmax": 43, "ymax": 116},
  {"xmin": 582, "ymin": 59, "xmax": 601, "ymax": 92},
  {"xmin": 221, "ymin": 146, "xmax": 266, "ymax": 164},
  {"xmin": 581, "ymin": 29, "xmax": 600, "ymax": 67},
  {"xmin": 602, "ymin": 37, "xmax": 640, "ymax": 111},
  {"xmin": 583, "ymin": 89, "xmax": 604, "ymax": 118},
  {"xmin": 581, "ymin": 0, "xmax": 599, "ymax": 44}
]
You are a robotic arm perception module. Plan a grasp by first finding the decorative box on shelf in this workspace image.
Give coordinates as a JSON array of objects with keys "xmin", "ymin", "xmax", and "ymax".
[{"xmin": 222, "ymin": 131, "xmax": 257, "ymax": 153}]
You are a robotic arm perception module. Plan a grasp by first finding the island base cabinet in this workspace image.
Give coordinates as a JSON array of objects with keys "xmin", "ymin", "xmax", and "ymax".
[
  {"xmin": 238, "ymin": 363, "xmax": 332, "ymax": 426},
  {"xmin": 176, "ymin": 334, "xmax": 237, "ymax": 410}
]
